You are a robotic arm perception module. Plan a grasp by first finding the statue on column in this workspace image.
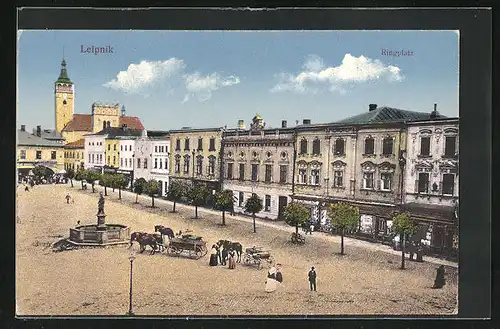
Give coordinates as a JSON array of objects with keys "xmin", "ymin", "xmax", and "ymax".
[{"xmin": 98, "ymin": 192, "xmax": 105, "ymax": 213}]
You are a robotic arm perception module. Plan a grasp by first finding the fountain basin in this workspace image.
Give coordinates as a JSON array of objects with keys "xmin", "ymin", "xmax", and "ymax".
[{"xmin": 68, "ymin": 224, "xmax": 130, "ymax": 247}]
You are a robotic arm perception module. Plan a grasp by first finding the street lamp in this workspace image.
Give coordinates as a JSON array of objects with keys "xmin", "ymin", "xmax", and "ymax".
[{"xmin": 127, "ymin": 253, "xmax": 136, "ymax": 316}]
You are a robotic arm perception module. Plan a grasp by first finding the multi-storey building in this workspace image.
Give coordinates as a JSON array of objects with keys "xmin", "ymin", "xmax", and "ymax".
[
  {"xmin": 222, "ymin": 116, "xmax": 295, "ymax": 220},
  {"xmin": 83, "ymin": 133, "xmax": 106, "ymax": 173},
  {"xmin": 402, "ymin": 110, "xmax": 459, "ymax": 253},
  {"xmin": 133, "ymin": 130, "xmax": 153, "ymax": 183},
  {"xmin": 17, "ymin": 125, "xmax": 65, "ymax": 176},
  {"xmin": 169, "ymin": 127, "xmax": 223, "ymax": 193},
  {"xmin": 117, "ymin": 137, "xmax": 136, "ymax": 188},
  {"xmin": 150, "ymin": 132, "xmax": 170, "ymax": 196},
  {"xmin": 63, "ymin": 138, "xmax": 85, "ymax": 172}
]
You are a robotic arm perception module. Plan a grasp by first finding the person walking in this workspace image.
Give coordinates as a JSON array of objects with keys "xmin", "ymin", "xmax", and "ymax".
[
  {"xmin": 275, "ymin": 263, "xmax": 284, "ymax": 290},
  {"xmin": 209, "ymin": 245, "xmax": 219, "ymax": 266},
  {"xmin": 308, "ymin": 267, "xmax": 317, "ymax": 292},
  {"xmin": 66, "ymin": 192, "xmax": 71, "ymax": 204},
  {"xmin": 265, "ymin": 266, "xmax": 277, "ymax": 293},
  {"xmin": 24, "ymin": 185, "xmax": 29, "ymax": 192},
  {"xmin": 309, "ymin": 221, "xmax": 314, "ymax": 235}
]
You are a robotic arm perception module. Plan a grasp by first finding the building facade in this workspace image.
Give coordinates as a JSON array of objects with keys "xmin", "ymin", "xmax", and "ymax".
[
  {"xmin": 133, "ymin": 130, "xmax": 153, "ymax": 183},
  {"xmin": 117, "ymin": 137, "xmax": 136, "ymax": 188},
  {"xmin": 222, "ymin": 117, "xmax": 295, "ymax": 220},
  {"xmin": 169, "ymin": 127, "xmax": 223, "ymax": 193},
  {"xmin": 150, "ymin": 135, "xmax": 170, "ymax": 196},
  {"xmin": 83, "ymin": 134, "xmax": 106, "ymax": 172},
  {"xmin": 403, "ymin": 116, "xmax": 459, "ymax": 254},
  {"xmin": 63, "ymin": 139, "xmax": 85, "ymax": 172}
]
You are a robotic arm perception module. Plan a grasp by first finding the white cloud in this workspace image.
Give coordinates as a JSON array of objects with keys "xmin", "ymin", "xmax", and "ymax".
[
  {"xmin": 182, "ymin": 72, "xmax": 240, "ymax": 103},
  {"xmin": 103, "ymin": 58, "xmax": 185, "ymax": 93},
  {"xmin": 271, "ymin": 53, "xmax": 404, "ymax": 94}
]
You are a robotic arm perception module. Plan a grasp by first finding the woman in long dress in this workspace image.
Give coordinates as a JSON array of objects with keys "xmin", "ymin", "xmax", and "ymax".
[
  {"xmin": 265, "ymin": 266, "xmax": 277, "ymax": 292},
  {"xmin": 228, "ymin": 248, "xmax": 236, "ymax": 269},
  {"xmin": 209, "ymin": 244, "xmax": 218, "ymax": 266},
  {"xmin": 275, "ymin": 263, "xmax": 283, "ymax": 289}
]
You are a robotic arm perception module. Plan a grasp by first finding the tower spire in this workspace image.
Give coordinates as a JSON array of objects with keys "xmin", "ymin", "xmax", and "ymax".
[{"xmin": 56, "ymin": 54, "xmax": 72, "ymax": 84}]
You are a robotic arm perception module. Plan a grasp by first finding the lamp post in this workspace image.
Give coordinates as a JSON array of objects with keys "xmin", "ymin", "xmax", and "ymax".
[{"xmin": 127, "ymin": 253, "xmax": 136, "ymax": 316}]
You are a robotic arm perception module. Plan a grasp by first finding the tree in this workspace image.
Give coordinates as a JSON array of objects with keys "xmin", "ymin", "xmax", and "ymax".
[
  {"xmin": 85, "ymin": 171, "xmax": 102, "ymax": 193},
  {"xmin": 392, "ymin": 212, "xmax": 417, "ymax": 269},
  {"xmin": 75, "ymin": 169, "xmax": 87, "ymax": 189},
  {"xmin": 114, "ymin": 174, "xmax": 127, "ymax": 200},
  {"xmin": 144, "ymin": 179, "xmax": 160, "ymax": 208},
  {"xmin": 33, "ymin": 165, "xmax": 53, "ymax": 181},
  {"xmin": 284, "ymin": 202, "xmax": 310, "ymax": 235},
  {"xmin": 167, "ymin": 180, "xmax": 187, "ymax": 213},
  {"xmin": 133, "ymin": 178, "xmax": 147, "ymax": 204},
  {"xmin": 186, "ymin": 183, "xmax": 210, "ymax": 219},
  {"xmin": 244, "ymin": 193, "xmax": 263, "ymax": 233},
  {"xmin": 100, "ymin": 173, "xmax": 112, "ymax": 196},
  {"xmin": 65, "ymin": 167, "xmax": 75, "ymax": 188},
  {"xmin": 214, "ymin": 189, "xmax": 234, "ymax": 226},
  {"xmin": 327, "ymin": 202, "xmax": 360, "ymax": 255}
]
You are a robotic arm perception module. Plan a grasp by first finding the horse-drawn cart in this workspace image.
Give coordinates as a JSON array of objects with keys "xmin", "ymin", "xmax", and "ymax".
[
  {"xmin": 166, "ymin": 234, "xmax": 208, "ymax": 260},
  {"xmin": 242, "ymin": 247, "xmax": 274, "ymax": 269}
]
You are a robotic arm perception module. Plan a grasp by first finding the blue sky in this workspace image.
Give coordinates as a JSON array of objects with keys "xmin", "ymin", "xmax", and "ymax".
[{"xmin": 17, "ymin": 30, "xmax": 459, "ymax": 131}]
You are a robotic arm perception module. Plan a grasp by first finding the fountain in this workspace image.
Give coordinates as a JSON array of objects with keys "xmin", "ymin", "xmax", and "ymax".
[{"xmin": 56, "ymin": 192, "xmax": 130, "ymax": 249}]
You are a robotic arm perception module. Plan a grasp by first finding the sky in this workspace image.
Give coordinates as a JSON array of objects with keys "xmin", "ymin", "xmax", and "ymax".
[{"xmin": 17, "ymin": 30, "xmax": 459, "ymax": 132}]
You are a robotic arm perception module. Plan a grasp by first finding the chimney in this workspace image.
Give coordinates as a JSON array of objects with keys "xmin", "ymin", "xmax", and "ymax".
[
  {"xmin": 121, "ymin": 105, "xmax": 126, "ymax": 117},
  {"xmin": 281, "ymin": 120, "xmax": 287, "ymax": 128},
  {"xmin": 369, "ymin": 104, "xmax": 377, "ymax": 112},
  {"xmin": 36, "ymin": 125, "xmax": 41, "ymax": 137},
  {"xmin": 122, "ymin": 124, "xmax": 128, "ymax": 131},
  {"xmin": 238, "ymin": 120, "xmax": 245, "ymax": 129},
  {"xmin": 303, "ymin": 119, "xmax": 311, "ymax": 125},
  {"xmin": 430, "ymin": 103, "xmax": 439, "ymax": 119},
  {"xmin": 21, "ymin": 125, "xmax": 25, "ymax": 132}
]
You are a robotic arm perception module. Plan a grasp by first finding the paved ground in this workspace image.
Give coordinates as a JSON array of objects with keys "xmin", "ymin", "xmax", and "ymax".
[{"xmin": 16, "ymin": 183, "xmax": 458, "ymax": 316}]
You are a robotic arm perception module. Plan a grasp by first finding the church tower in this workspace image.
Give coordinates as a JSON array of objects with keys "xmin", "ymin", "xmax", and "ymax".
[{"xmin": 54, "ymin": 58, "xmax": 74, "ymax": 133}]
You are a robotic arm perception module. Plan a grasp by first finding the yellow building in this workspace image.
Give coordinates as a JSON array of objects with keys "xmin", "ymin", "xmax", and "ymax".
[
  {"xmin": 104, "ymin": 138, "xmax": 120, "ymax": 168},
  {"xmin": 63, "ymin": 139, "xmax": 85, "ymax": 172},
  {"xmin": 17, "ymin": 126, "xmax": 65, "ymax": 176},
  {"xmin": 169, "ymin": 127, "xmax": 223, "ymax": 192},
  {"xmin": 54, "ymin": 58, "xmax": 75, "ymax": 133}
]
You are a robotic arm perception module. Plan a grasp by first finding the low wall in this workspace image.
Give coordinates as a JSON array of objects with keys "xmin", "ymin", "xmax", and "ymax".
[{"xmin": 69, "ymin": 225, "xmax": 130, "ymax": 244}]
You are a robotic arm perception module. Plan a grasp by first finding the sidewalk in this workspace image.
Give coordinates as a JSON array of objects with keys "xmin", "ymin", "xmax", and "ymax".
[{"xmin": 76, "ymin": 182, "xmax": 458, "ymax": 269}]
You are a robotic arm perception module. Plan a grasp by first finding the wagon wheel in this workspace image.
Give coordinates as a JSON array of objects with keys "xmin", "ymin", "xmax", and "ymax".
[
  {"xmin": 243, "ymin": 254, "xmax": 252, "ymax": 266},
  {"xmin": 257, "ymin": 259, "xmax": 264, "ymax": 270},
  {"xmin": 167, "ymin": 246, "xmax": 179, "ymax": 256},
  {"xmin": 201, "ymin": 244, "xmax": 208, "ymax": 256}
]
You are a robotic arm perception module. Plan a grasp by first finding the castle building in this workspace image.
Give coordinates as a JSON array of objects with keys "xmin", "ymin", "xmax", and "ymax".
[{"xmin": 222, "ymin": 116, "xmax": 295, "ymax": 220}]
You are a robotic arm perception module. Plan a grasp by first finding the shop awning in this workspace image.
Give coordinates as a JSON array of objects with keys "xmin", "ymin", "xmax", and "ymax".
[
  {"xmin": 402, "ymin": 203, "xmax": 455, "ymax": 223},
  {"xmin": 17, "ymin": 165, "xmax": 34, "ymax": 169}
]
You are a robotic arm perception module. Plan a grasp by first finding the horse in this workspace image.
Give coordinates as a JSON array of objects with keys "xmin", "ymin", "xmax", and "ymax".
[
  {"xmin": 154, "ymin": 225, "xmax": 175, "ymax": 240},
  {"xmin": 136, "ymin": 233, "xmax": 162, "ymax": 255},
  {"xmin": 129, "ymin": 231, "xmax": 147, "ymax": 248},
  {"xmin": 217, "ymin": 240, "xmax": 243, "ymax": 263}
]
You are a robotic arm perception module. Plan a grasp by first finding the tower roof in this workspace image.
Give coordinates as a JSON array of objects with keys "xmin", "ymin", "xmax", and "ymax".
[{"xmin": 56, "ymin": 58, "xmax": 72, "ymax": 84}]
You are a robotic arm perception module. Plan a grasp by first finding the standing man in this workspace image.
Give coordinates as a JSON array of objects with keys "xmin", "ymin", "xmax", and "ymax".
[
  {"xmin": 66, "ymin": 192, "xmax": 71, "ymax": 204},
  {"xmin": 308, "ymin": 266, "xmax": 317, "ymax": 292}
]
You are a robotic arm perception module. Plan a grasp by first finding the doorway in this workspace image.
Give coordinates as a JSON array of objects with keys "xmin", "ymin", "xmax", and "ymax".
[{"xmin": 278, "ymin": 196, "xmax": 288, "ymax": 220}]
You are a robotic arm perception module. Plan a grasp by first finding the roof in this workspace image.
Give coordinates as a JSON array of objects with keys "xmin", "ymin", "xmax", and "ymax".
[
  {"xmin": 33, "ymin": 128, "xmax": 65, "ymax": 141},
  {"xmin": 336, "ymin": 106, "xmax": 447, "ymax": 125},
  {"xmin": 147, "ymin": 130, "xmax": 170, "ymax": 138},
  {"xmin": 61, "ymin": 114, "xmax": 145, "ymax": 132},
  {"xmin": 93, "ymin": 127, "xmax": 144, "ymax": 138},
  {"xmin": 64, "ymin": 138, "xmax": 85, "ymax": 149},
  {"xmin": 169, "ymin": 127, "xmax": 223, "ymax": 134},
  {"xmin": 17, "ymin": 130, "xmax": 64, "ymax": 147},
  {"xmin": 56, "ymin": 59, "xmax": 72, "ymax": 84}
]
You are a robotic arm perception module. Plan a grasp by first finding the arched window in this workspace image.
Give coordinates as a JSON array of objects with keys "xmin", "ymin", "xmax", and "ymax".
[
  {"xmin": 364, "ymin": 136, "xmax": 375, "ymax": 155},
  {"xmin": 300, "ymin": 139, "xmax": 308, "ymax": 154},
  {"xmin": 312, "ymin": 138, "xmax": 321, "ymax": 155},
  {"xmin": 334, "ymin": 138, "xmax": 345, "ymax": 156}
]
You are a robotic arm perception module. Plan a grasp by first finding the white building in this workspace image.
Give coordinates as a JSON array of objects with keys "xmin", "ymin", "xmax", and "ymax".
[
  {"xmin": 118, "ymin": 137, "xmax": 136, "ymax": 188},
  {"xmin": 83, "ymin": 133, "xmax": 106, "ymax": 172},
  {"xmin": 403, "ymin": 113, "xmax": 459, "ymax": 252},
  {"xmin": 133, "ymin": 130, "xmax": 153, "ymax": 184},
  {"xmin": 150, "ymin": 134, "xmax": 170, "ymax": 196}
]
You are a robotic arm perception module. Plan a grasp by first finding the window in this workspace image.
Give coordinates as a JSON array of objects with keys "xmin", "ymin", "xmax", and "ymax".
[
  {"xmin": 420, "ymin": 137, "xmax": 431, "ymax": 156},
  {"xmin": 312, "ymin": 138, "xmax": 321, "ymax": 155},
  {"xmin": 442, "ymin": 174, "xmax": 455, "ymax": 195},
  {"xmin": 239, "ymin": 164, "xmax": 245, "ymax": 181},
  {"xmin": 36, "ymin": 150, "xmax": 42, "ymax": 159},
  {"xmin": 51, "ymin": 151, "xmax": 57, "ymax": 160},
  {"xmin": 137, "ymin": 158, "xmax": 141, "ymax": 168},
  {"xmin": 154, "ymin": 158, "xmax": 158, "ymax": 169},
  {"xmin": 265, "ymin": 195, "xmax": 271, "ymax": 212},
  {"xmin": 102, "ymin": 121, "xmax": 106, "ymax": 130},
  {"xmin": 382, "ymin": 137, "xmax": 393, "ymax": 155},
  {"xmin": 265, "ymin": 164, "xmax": 272, "ymax": 182},
  {"xmin": 20, "ymin": 150, "xmax": 26, "ymax": 159},
  {"xmin": 444, "ymin": 136, "xmax": 456, "ymax": 157},
  {"xmin": 184, "ymin": 156, "xmax": 190, "ymax": 174},
  {"xmin": 121, "ymin": 145, "xmax": 123, "ymax": 151},
  {"xmin": 108, "ymin": 144, "xmax": 111, "ymax": 151},
  {"xmin": 99, "ymin": 154, "xmax": 103, "ymax": 163},
  {"xmin": 251, "ymin": 164, "xmax": 258, "ymax": 181},
  {"xmin": 227, "ymin": 163, "xmax": 233, "ymax": 179},
  {"xmin": 362, "ymin": 172, "xmax": 374, "ymax": 189},
  {"xmin": 209, "ymin": 138, "xmax": 216, "ymax": 151},
  {"xmin": 310, "ymin": 169, "xmax": 320, "ymax": 185},
  {"xmin": 334, "ymin": 139, "xmax": 345, "ymax": 155},
  {"xmin": 208, "ymin": 156, "xmax": 216, "ymax": 175},
  {"xmin": 174, "ymin": 156, "xmax": 180, "ymax": 173},
  {"xmin": 184, "ymin": 139, "xmax": 190, "ymax": 151},
  {"xmin": 300, "ymin": 139, "xmax": 308, "ymax": 154},
  {"xmin": 176, "ymin": 139, "xmax": 181, "ymax": 151},
  {"xmin": 155, "ymin": 146, "xmax": 158, "ymax": 153},
  {"xmin": 107, "ymin": 156, "xmax": 110, "ymax": 164},
  {"xmin": 417, "ymin": 173, "xmax": 429, "ymax": 193},
  {"xmin": 123, "ymin": 158, "xmax": 126, "ymax": 167},
  {"xmin": 380, "ymin": 173, "xmax": 392, "ymax": 191},
  {"xmin": 196, "ymin": 156, "xmax": 203, "ymax": 175},
  {"xmin": 113, "ymin": 156, "xmax": 116, "ymax": 165},
  {"xmin": 238, "ymin": 192, "xmax": 244, "ymax": 207},
  {"xmin": 91, "ymin": 154, "xmax": 94, "ymax": 163},
  {"xmin": 298, "ymin": 169, "xmax": 307, "ymax": 184},
  {"xmin": 279, "ymin": 165, "xmax": 287, "ymax": 183},
  {"xmin": 333, "ymin": 170, "xmax": 343, "ymax": 187},
  {"xmin": 159, "ymin": 159, "xmax": 162, "ymax": 169},
  {"xmin": 161, "ymin": 146, "xmax": 164, "ymax": 153},
  {"xmin": 144, "ymin": 159, "xmax": 148, "ymax": 169},
  {"xmin": 198, "ymin": 138, "xmax": 203, "ymax": 150},
  {"xmin": 364, "ymin": 137, "xmax": 375, "ymax": 155},
  {"xmin": 114, "ymin": 144, "xmax": 116, "ymax": 151},
  {"xmin": 165, "ymin": 159, "xmax": 168, "ymax": 170}
]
